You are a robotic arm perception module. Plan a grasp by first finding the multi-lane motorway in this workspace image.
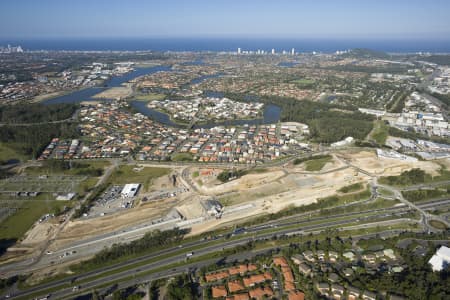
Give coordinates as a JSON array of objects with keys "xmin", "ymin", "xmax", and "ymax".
[
  {"xmin": 2, "ymin": 178, "xmax": 449, "ymax": 299},
  {"xmin": 2, "ymin": 192, "xmax": 448, "ymax": 299},
  {"xmin": 2, "ymin": 198, "xmax": 431, "ymax": 299},
  {"xmin": 1, "ymin": 149, "xmax": 449, "ymax": 299}
]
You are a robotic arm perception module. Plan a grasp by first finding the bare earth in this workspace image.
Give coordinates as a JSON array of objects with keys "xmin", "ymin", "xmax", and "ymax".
[
  {"xmin": 6, "ymin": 149, "xmax": 447, "ymax": 277},
  {"xmin": 92, "ymin": 84, "xmax": 132, "ymax": 99},
  {"xmin": 337, "ymin": 150, "xmax": 441, "ymax": 176}
]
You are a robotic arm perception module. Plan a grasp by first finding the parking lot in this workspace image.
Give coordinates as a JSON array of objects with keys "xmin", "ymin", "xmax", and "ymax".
[{"xmin": 87, "ymin": 185, "xmax": 136, "ymax": 218}]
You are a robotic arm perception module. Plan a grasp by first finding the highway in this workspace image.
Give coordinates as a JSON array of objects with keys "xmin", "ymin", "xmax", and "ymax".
[
  {"xmin": 1, "ymin": 145, "xmax": 448, "ymax": 299},
  {"xmin": 0, "ymin": 193, "xmax": 401, "ymax": 274},
  {"xmin": 62, "ymin": 249, "xmax": 273, "ymax": 300},
  {"xmin": 377, "ymin": 182, "xmax": 450, "ymax": 230},
  {"xmin": 62, "ymin": 225, "xmax": 426, "ymax": 300},
  {"xmin": 2, "ymin": 204, "xmax": 423, "ymax": 299},
  {"xmin": 0, "ymin": 153, "xmax": 443, "ymax": 274},
  {"xmin": 0, "ymin": 151, "xmax": 368, "ymax": 276},
  {"xmin": 0, "ymin": 182, "xmax": 399, "ymax": 278},
  {"xmin": 336, "ymin": 152, "xmax": 450, "ymax": 230},
  {"xmin": 1, "ymin": 160, "xmax": 120, "ymax": 275},
  {"xmin": 2, "ymin": 171, "xmax": 448, "ymax": 279}
]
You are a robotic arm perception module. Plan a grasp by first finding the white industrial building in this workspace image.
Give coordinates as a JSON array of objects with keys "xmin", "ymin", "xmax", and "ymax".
[
  {"xmin": 56, "ymin": 193, "xmax": 76, "ymax": 201},
  {"xmin": 390, "ymin": 92, "xmax": 449, "ymax": 137},
  {"xmin": 358, "ymin": 108, "xmax": 386, "ymax": 118},
  {"xmin": 376, "ymin": 148, "xmax": 418, "ymax": 162},
  {"xmin": 428, "ymin": 246, "xmax": 450, "ymax": 271},
  {"xmin": 331, "ymin": 137, "xmax": 354, "ymax": 148},
  {"xmin": 121, "ymin": 183, "xmax": 140, "ymax": 198}
]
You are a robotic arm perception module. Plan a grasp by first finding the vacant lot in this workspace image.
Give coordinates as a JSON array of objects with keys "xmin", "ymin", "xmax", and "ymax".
[
  {"xmin": 0, "ymin": 198, "xmax": 71, "ymax": 242},
  {"xmin": 338, "ymin": 150, "xmax": 441, "ymax": 176},
  {"xmin": 107, "ymin": 165, "xmax": 170, "ymax": 192},
  {"xmin": 304, "ymin": 155, "xmax": 333, "ymax": 171},
  {"xmin": 171, "ymin": 153, "xmax": 194, "ymax": 162},
  {"xmin": 369, "ymin": 120, "xmax": 389, "ymax": 145},
  {"xmin": 133, "ymin": 92, "xmax": 166, "ymax": 101},
  {"xmin": 0, "ymin": 142, "xmax": 27, "ymax": 163},
  {"xmin": 429, "ymin": 220, "xmax": 448, "ymax": 230},
  {"xmin": 24, "ymin": 160, "xmax": 110, "ymax": 176},
  {"xmin": 338, "ymin": 182, "xmax": 364, "ymax": 194},
  {"xmin": 92, "ymin": 85, "xmax": 132, "ymax": 99}
]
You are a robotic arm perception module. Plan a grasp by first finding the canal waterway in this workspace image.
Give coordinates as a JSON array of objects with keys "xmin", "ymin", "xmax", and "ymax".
[{"xmin": 43, "ymin": 66, "xmax": 281, "ymax": 128}]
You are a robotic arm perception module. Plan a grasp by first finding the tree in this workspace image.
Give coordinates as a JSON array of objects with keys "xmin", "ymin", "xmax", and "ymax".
[{"xmin": 166, "ymin": 274, "xmax": 197, "ymax": 300}]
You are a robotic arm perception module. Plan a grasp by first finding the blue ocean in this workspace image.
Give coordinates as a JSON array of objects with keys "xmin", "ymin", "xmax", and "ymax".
[{"xmin": 1, "ymin": 37, "xmax": 450, "ymax": 53}]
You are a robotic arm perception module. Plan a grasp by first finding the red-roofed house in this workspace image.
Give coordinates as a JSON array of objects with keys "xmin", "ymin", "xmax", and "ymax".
[
  {"xmin": 228, "ymin": 280, "xmax": 245, "ymax": 293},
  {"xmin": 288, "ymin": 291, "xmax": 305, "ymax": 300},
  {"xmin": 249, "ymin": 287, "xmax": 273, "ymax": 300},
  {"xmin": 226, "ymin": 293, "xmax": 250, "ymax": 300},
  {"xmin": 212, "ymin": 286, "xmax": 228, "ymax": 298}
]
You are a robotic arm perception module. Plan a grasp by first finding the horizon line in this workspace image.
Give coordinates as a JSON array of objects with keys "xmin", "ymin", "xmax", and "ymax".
[{"xmin": 1, "ymin": 36, "xmax": 450, "ymax": 41}]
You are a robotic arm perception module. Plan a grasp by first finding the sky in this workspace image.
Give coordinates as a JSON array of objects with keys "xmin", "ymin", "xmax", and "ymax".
[{"xmin": 1, "ymin": 0, "xmax": 450, "ymax": 40}]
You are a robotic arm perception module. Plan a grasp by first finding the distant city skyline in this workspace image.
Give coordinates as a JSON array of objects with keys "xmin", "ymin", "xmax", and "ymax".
[{"xmin": 1, "ymin": 0, "xmax": 450, "ymax": 40}]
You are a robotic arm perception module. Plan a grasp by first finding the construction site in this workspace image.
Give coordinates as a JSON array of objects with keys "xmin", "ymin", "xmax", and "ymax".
[{"xmin": 0, "ymin": 148, "xmax": 447, "ymax": 282}]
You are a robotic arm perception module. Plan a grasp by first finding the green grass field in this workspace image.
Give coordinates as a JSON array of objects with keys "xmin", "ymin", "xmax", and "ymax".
[
  {"xmin": 378, "ymin": 187, "xmax": 395, "ymax": 197},
  {"xmin": 338, "ymin": 182, "xmax": 364, "ymax": 193},
  {"xmin": 0, "ymin": 143, "xmax": 28, "ymax": 164},
  {"xmin": 430, "ymin": 168, "xmax": 450, "ymax": 182},
  {"xmin": 107, "ymin": 165, "xmax": 170, "ymax": 191},
  {"xmin": 369, "ymin": 120, "xmax": 389, "ymax": 145},
  {"xmin": 76, "ymin": 177, "xmax": 101, "ymax": 198},
  {"xmin": 0, "ymin": 161, "xmax": 101, "ymax": 243},
  {"xmin": 0, "ymin": 199, "xmax": 71, "ymax": 241},
  {"xmin": 304, "ymin": 155, "xmax": 333, "ymax": 171},
  {"xmin": 318, "ymin": 188, "xmax": 371, "ymax": 207},
  {"xmin": 429, "ymin": 220, "xmax": 448, "ymax": 230},
  {"xmin": 292, "ymin": 78, "xmax": 315, "ymax": 88},
  {"xmin": 24, "ymin": 160, "xmax": 110, "ymax": 176},
  {"xmin": 402, "ymin": 185, "xmax": 450, "ymax": 203},
  {"xmin": 171, "ymin": 153, "xmax": 194, "ymax": 162},
  {"xmin": 0, "ymin": 175, "xmax": 87, "ymax": 194}
]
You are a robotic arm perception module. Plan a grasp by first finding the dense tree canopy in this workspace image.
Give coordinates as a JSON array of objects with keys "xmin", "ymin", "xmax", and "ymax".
[
  {"xmin": 166, "ymin": 274, "xmax": 198, "ymax": 300},
  {"xmin": 0, "ymin": 122, "xmax": 79, "ymax": 158},
  {"xmin": 0, "ymin": 103, "xmax": 79, "ymax": 159},
  {"xmin": 379, "ymin": 168, "xmax": 427, "ymax": 186},
  {"xmin": 0, "ymin": 103, "xmax": 77, "ymax": 123},
  {"xmin": 223, "ymin": 92, "xmax": 375, "ymax": 143}
]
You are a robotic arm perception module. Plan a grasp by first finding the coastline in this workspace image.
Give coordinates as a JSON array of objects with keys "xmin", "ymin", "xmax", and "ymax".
[{"xmin": 7, "ymin": 38, "xmax": 450, "ymax": 53}]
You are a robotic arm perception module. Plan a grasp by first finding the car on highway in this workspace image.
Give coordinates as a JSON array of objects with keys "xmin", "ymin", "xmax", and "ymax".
[
  {"xmin": 72, "ymin": 285, "xmax": 81, "ymax": 292},
  {"xmin": 232, "ymin": 227, "xmax": 246, "ymax": 236}
]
